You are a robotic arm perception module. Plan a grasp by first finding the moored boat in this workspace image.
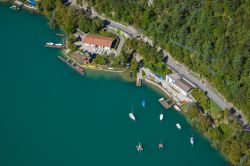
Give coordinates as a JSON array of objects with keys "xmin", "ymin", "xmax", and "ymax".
[
  {"xmin": 158, "ymin": 138, "xmax": 164, "ymax": 150},
  {"xmin": 129, "ymin": 113, "xmax": 136, "ymax": 121},
  {"xmin": 174, "ymin": 105, "xmax": 181, "ymax": 112},
  {"xmin": 141, "ymin": 100, "xmax": 146, "ymax": 108},
  {"xmin": 176, "ymin": 123, "xmax": 182, "ymax": 129},
  {"xmin": 160, "ymin": 113, "xmax": 164, "ymax": 121},
  {"xmin": 10, "ymin": 5, "xmax": 20, "ymax": 11},
  {"xmin": 136, "ymin": 142, "xmax": 143, "ymax": 152},
  {"xmin": 55, "ymin": 43, "xmax": 63, "ymax": 46},
  {"xmin": 159, "ymin": 98, "xmax": 164, "ymax": 102},
  {"xmin": 46, "ymin": 42, "xmax": 54, "ymax": 46},
  {"xmin": 190, "ymin": 136, "xmax": 194, "ymax": 146},
  {"xmin": 129, "ymin": 106, "xmax": 136, "ymax": 121}
]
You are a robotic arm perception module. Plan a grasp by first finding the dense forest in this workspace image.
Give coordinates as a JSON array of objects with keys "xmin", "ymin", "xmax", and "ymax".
[{"xmin": 83, "ymin": 0, "xmax": 250, "ymax": 121}]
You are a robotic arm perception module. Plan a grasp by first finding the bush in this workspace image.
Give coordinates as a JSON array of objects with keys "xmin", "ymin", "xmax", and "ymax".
[{"xmin": 93, "ymin": 55, "xmax": 109, "ymax": 65}]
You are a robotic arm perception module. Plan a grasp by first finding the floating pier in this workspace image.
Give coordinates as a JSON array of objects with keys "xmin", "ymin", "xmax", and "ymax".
[
  {"xmin": 136, "ymin": 77, "xmax": 142, "ymax": 86},
  {"xmin": 56, "ymin": 33, "xmax": 65, "ymax": 37},
  {"xmin": 159, "ymin": 98, "xmax": 175, "ymax": 109},
  {"xmin": 45, "ymin": 44, "xmax": 66, "ymax": 49},
  {"xmin": 58, "ymin": 56, "xmax": 85, "ymax": 75}
]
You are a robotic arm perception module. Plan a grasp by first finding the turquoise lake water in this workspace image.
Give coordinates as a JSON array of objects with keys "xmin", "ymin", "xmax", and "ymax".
[{"xmin": 0, "ymin": 4, "xmax": 229, "ymax": 166}]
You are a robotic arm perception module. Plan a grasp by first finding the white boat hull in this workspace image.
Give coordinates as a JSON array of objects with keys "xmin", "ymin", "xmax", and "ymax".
[
  {"xmin": 160, "ymin": 114, "xmax": 164, "ymax": 121},
  {"xmin": 46, "ymin": 42, "xmax": 54, "ymax": 45},
  {"xmin": 136, "ymin": 142, "xmax": 143, "ymax": 152},
  {"xmin": 129, "ymin": 113, "xmax": 136, "ymax": 121},
  {"xmin": 159, "ymin": 98, "xmax": 164, "ymax": 102},
  {"xmin": 176, "ymin": 123, "xmax": 182, "ymax": 129},
  {"xmin": 190, "ymin": 138, "xmax": 194, "ymax": 145},
  {"xmin": 174, "ymin": 105, "xmax": 181, "ymax": 112}
]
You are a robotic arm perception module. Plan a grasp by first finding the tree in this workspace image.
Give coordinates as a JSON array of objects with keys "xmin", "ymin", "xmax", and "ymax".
[
  {"xmin": 78, "ymin": 16, "xmax": 91, "ymax": 33},
  {"xmin": 130, "ymin": 58, "xmax": 138, "ymax": 75},
  {"xmin": 94, "ymin": 56, "xmax": 108, "ymax": 65}
]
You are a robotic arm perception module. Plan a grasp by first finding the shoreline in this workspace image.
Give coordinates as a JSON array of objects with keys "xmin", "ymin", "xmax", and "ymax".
[
  {"xmin": 61, "ymin": 48, "xmax": 130, "ymax": 73},
  {"xmin": 143, "ymin": 80, "xmax": 171, "ymax": 100},
  {"xmin": 60, "ymin": 49, "xmax": 134, "ymax": 81}
]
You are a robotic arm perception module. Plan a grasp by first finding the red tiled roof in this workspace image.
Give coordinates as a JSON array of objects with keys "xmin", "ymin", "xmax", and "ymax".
[{"xmin": 82, "ymin": 34, "xmax": 113, "ymax": 48}]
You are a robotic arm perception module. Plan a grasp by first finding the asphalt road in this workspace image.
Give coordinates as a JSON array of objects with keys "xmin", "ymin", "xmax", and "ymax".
[
  {"xmin": 106, "ymin": 27, "xmax": 125, "ymax": 57},
  {"xmin": 91, "ymin": 8, "xmax": 140, "ymax": 38}
]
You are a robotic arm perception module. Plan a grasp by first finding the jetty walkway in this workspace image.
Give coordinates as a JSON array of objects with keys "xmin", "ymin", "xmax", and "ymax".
[
  {"xmin": 136, "ymin": 72, "xmax": 142, "ymax": 86},
  {"xmin": 58, "ymin": 56, "xmax": 85, "ymax": 75}
]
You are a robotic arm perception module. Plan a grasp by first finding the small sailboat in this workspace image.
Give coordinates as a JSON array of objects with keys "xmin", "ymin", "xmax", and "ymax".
[
  {"xmin": 158, "ymin": 138, "xmax": 164, "ymax": 150},
  {"xmin": 174, "ymin": 105, "xmax": 181, "ymax": 112},
  {"xmin": 141, "ymin": 100, "xmax": 146, "ymax": 108},
  {"xmin": 190, "ymin": 135, "xmax": 194, "ymax": 146},
  {"xmin": 160, "ymin": 113, "xmax": 164, "ymax": 121},
  {"xmin": 129, "ymin": 106, "xmax": 136, "ymax": 121},
  {"xmin": 136, "ymin": 142, "xmax": 143, "ymax": 152},
  {"xmin": 176, "ymin": 123, "xmax": 182, "ymax": 129}
]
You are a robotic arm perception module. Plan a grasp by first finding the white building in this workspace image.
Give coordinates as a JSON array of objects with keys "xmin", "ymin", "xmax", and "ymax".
[{"xmin": 166, "ymin": 73, "xmax": 195, "ymax": 96}]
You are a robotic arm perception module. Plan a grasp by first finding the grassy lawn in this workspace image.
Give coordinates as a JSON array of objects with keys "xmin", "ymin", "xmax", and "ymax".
[
  {"xmin": 142, "ymin": 70, "xmax": 146, "ymax": 77},
  {"xmin": 210, "ymin": 100, "xmax": 223, "ymax": 119}
]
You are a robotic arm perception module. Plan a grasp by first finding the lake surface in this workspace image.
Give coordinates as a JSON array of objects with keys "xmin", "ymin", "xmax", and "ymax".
[{"xmin": 0, "ymin": 4, "xmax": 228, "ymax": 166}]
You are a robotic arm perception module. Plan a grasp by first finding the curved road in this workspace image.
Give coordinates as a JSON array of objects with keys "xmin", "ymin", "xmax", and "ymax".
[
  {"xmin": 91, "ymin": 8, "xmax": 140, "ymax": 38},
  {"xmin": 105, "ymin": 26, "xmax": 125, "ymax": 57}
]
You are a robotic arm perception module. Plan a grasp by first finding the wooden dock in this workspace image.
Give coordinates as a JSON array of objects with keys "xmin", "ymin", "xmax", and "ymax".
[
  {"xmin": 136, "ymin": 77, "xmax": 142, "ymax": 86},
  {"xmin": 58, "ymin": 56, "xmax": 85, "ymax": 75},
  {"xmin": 56, "ymin": 33, "xmax": 65, "ymax": 37},
  {"xmin": 136, "ymin": 72, "xmax": 142, "ymax": 86},
  {"xmin": 159, "ymin": 98, "xmax": 175, "ymax": 109},
  {"xmin": 45, "ymin": 45, "xmax": 66, "ymax": 49}
]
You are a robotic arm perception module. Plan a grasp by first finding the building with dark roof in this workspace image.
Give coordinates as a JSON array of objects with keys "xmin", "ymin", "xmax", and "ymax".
[{"xmin": 166, "ymin": 73, "xmax": 194, "ymax": 96}]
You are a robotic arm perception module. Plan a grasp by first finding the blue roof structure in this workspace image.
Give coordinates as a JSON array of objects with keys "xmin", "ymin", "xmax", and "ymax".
[{"xmin": 28, "ymin": 0, "xmax": 37, "ymax": 6}]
